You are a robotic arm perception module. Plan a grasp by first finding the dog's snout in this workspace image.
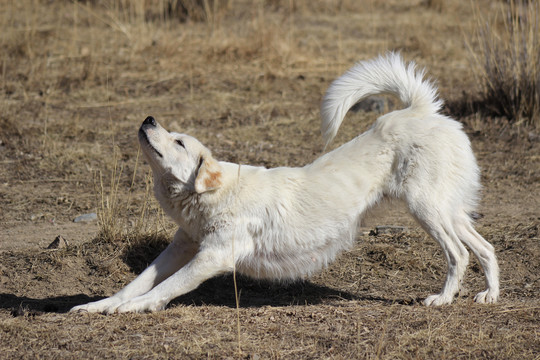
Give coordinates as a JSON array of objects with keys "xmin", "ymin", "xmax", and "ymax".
[{"xmin": 143, "ymin": 116, "xmax": 156, "ymax": 127}]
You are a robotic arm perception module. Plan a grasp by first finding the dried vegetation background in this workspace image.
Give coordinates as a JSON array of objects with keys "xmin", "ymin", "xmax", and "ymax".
[{"xmin": 1, "ymin": 0, "xmax": 539, "ymax": 359}]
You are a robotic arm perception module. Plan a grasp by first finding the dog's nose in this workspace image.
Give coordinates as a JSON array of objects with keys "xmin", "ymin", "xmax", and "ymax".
[{"xmin": 143, "ymin": 116, "xmax": 156, "ymax": 127}]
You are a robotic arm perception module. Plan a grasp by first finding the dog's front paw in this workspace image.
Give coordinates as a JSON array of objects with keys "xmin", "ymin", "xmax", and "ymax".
[
  {"xmin": 70, "ymin": 297, "xmax": 122, "ymax": 314},
  {"xmin": 115, "ymin": 295, "xmax": 166, "ymax": 313},
  {"xmin": 423, "ymin": 293, "xmax": 453, "ymax": 306},
  {"xmin": 474, "ymin": 288, "xmax": 499, "ymax": 304}
]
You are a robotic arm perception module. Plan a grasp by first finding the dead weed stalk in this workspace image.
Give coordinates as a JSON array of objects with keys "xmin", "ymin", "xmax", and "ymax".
[
  {"xmin": 232, "ymin": 164, "xmax": 243, "ymax": 356},
  {"xmin": 95, "ymin": 146, "xmax": 167, "ymax": 245}
]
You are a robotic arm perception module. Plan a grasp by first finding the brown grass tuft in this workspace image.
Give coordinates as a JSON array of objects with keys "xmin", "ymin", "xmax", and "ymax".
[
  {"xmin": 469, "ymin": 0, "xmax": 540, "ymax": 127},
  {"xmin": 95, "ymin": 145, "xmax": 172, "ymax": 245}
]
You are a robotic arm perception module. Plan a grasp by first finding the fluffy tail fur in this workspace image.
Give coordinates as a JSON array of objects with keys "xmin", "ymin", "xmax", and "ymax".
[{"xmin": 320, "ymin": 52, "xmax": 443, "ymax": 148}]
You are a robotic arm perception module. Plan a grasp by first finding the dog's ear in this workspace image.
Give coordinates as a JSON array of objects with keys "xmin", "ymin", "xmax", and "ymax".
[{"xmin": 194, "ymin": 154, "xmax": 223, "ymax": 193}]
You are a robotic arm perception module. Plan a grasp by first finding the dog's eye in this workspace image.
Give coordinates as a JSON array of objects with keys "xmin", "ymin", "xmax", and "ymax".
[{"xmin": 175, "ymin": 139, "xmax": 185, "ymax": 148}]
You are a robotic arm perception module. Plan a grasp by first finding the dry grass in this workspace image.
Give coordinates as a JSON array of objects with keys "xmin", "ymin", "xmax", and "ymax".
[
  {"xmin": 468, "ymin": 0, "xmax": 540, "ymax": 127},
  {"xmin": 1, "ymin": 0, "xmax": 539, "ymax": 359},
  {"xmin": 95, "ymin": 146, "xmax": 171, "ymax": 244}
]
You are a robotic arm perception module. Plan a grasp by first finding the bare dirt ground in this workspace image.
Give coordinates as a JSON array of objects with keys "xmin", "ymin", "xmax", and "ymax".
[{"xmin": 1, "ymin": 0, "xmax": 539, "ymax": 359}]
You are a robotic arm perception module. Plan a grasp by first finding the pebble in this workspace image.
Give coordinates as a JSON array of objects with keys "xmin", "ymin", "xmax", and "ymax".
[
  {"xmin": 370, "ymin": 225, "xmax": 409, "ymax": 236},
  {"xmin": 73, "ymin": 213, "xmax": 98, "ymax": 223},
  {"xmin": 30, "ymin": 213, "xmax": 44, "ymax": 221},
  {"xmin": 47, "ymin": 235, "xmax": 69, "ymax": 249}
]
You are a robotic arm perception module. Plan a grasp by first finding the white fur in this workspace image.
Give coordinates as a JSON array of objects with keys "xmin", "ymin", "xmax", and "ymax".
[{"xmin": 71, "ymin": 53, "xmax": 499, "ymax": 313}]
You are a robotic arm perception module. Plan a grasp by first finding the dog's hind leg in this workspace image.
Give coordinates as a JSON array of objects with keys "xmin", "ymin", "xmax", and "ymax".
[
  {"xmin": 454, "ymin": 215, "xmax": 499, "ymax": 303},
  {"xmin": 444, "ymin": 223, "xmax": 470, "ymax": 295},
  {"xmin": 422, "ymin": 224, "xmax": 469, "ymax": 306},
  {"xmin": 408, "ymin": 203, "xmax": 470, "ymax": 306}
]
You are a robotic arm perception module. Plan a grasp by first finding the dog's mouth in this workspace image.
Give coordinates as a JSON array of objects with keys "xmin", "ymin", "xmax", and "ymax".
[{"xmin": 138, "ymin": 128, "xmax": 163, "ymax": 158}]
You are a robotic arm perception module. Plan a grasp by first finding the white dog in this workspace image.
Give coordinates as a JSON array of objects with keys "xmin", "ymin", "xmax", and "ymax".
[{"xmin": 71, "ymin": 53, "xmax": 499, "ymax": 313}]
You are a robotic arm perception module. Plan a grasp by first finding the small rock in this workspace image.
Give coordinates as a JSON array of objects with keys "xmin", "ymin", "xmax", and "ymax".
[
  {"xmin": 47, "ymin": 235, "xmax": 69, "ymax": 249},
  {"xmin": 30, "ymin": 213, "xmax": 44, "ymax": 221},
  {"xmin": 73, "ymin": 213, "xmax": 97, "ymax": 223},
  {"xmin": 470, "ymin": 212, "xmax": 484, "ymax": 220},
  {"xmin": 370, "ymin": 226, "xmax": 408, "ymax": 236}
]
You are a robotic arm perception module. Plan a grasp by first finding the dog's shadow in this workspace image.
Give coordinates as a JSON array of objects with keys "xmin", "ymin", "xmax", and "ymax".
[
  {"xmin": 171, "ymin": 275, "xmax": 359, "ymax": 308},
  {"xmin": 0, "ymin": 293, "xmax": 102, "ymax": 316},
  {"xmin": 0, "ymin": 238, "xmax": 412, "ymax": 315},
  {"xmin": 0, "ymin": 278, "xmax": 360, "ymax": 316}
]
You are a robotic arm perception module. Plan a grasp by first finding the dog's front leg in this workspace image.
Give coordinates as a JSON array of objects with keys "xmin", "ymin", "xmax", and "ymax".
[
  {"xmin": 70, "ymin": 229, "xmax": 198, "ymax": 314},
  {"xmin": 114, "ymin": 244, "xmax": 234, "ymax": 313}
]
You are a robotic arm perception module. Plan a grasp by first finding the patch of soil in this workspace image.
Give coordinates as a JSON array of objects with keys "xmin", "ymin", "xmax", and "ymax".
[{"xmin": 1, "ymin": 0, "xmax": 539, "ymax": 358}]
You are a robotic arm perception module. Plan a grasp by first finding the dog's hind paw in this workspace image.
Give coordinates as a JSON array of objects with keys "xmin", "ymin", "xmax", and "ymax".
[
  {"xmin": 423, "ymin": 293, "xmax": 453, "ymax": 306},
  {"xmin": 474, "ymin": 289, "xmax": 499, "ymax": 304}
]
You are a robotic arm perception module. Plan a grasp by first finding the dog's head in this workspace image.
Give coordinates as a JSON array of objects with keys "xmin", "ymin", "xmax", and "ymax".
[{"xmin": 138, "ymin": 116, "xmax": 222, "ymax": 194}]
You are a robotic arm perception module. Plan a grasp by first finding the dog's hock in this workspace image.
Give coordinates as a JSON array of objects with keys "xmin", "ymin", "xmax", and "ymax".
[{"xmin": 194, "ymin": 155, "xmax": 223, "ymax": 193}]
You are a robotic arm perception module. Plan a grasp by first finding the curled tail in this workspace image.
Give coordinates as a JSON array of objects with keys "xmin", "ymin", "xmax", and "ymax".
[{"xmin": 320, "ymin": 52, "xmax": 443, "ymax": 148}]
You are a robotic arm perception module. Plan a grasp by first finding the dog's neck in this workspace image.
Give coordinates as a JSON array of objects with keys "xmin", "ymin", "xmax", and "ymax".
[{"xmin": 153, "ymin": 171, "xmax": 237, "ymax": 239}]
